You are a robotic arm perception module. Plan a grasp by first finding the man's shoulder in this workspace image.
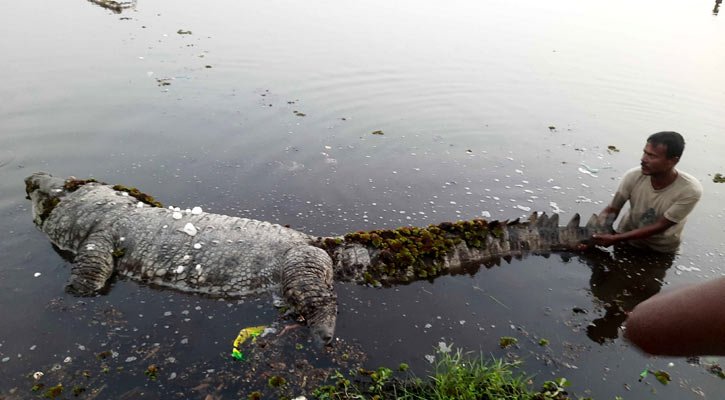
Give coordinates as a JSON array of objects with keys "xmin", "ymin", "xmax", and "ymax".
[
  {"xmin": 675, "ymin": 170, "xmax": 703, "ymax": 197},
  {"xmin": 621, "ymin": 166, "xmax": 646, "ymax": 186}
]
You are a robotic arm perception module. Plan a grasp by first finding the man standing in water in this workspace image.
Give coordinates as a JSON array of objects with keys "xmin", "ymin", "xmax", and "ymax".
[{"xmin": 588, "ymin": 131, "xmax": 702, "ymax": 252}]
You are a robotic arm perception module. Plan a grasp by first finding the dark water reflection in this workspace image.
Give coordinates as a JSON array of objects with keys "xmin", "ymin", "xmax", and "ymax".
[{"xmin": 580, "ymin": 247, "xmax": 674, "ymax": 344}]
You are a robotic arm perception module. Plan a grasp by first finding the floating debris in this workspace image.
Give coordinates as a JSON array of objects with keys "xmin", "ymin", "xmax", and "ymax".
[
  {"xmin": 438, "ymin": 342, "xmax": 452, "ymax": 353},
  {"xmin": 578, "ymin": 162, "xmax": 599, "ymax": 176},
  {"xmin": 499, "ymin": 337, "xmax": 517, "ymax": 349},
  {"xmin": 177, "ymin": 29, "xmax": 192, "ymax": 35},
  {"xmin": 714, "ymin": 173, "xmax": 725, "ymax": 183},
  {"xmin": 651, "ymin": 370, "xmax": 671, "ymax": 384},
  {"xmin": 88, "ymin": 0, "xmax": 135, "ymax": 13},
  {"xmin": 183, "ymin": 223, "xmax": 198, "ymax": 236},
  {"xmin": 34, "ymin": 272, "xmax": 41, "ymax": 277},
  {"xmin": 371, "ymin": 130, "xmax": 384, "ymax": 135},
  {"xmin": 44, "ymin": 383, "xmax": 63, "ymax": 398},
  {"xmin": 144, "ymin": 365, "xmax": 158, "ymax": 380},
  {"xmin": 708, "ymin": 364, "xmax": 725, "ymax": 379},
  {"xmin": 607, "ymin": 145, "xmax": 620, "ymax": 152},
  {"xmin": 268, "ymin": 376, "xmax": 287, "ymax": 388}
]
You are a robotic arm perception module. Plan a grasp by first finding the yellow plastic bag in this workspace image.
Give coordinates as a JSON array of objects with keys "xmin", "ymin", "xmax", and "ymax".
[{"xmin": 231, "ymin": 325, "xmax": 267, "ymax": 360}]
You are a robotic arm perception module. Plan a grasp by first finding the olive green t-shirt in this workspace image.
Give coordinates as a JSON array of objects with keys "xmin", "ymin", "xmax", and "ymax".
[{"xmin": 609, "ymin": 167, "xmax": 703, "ymax": 252}]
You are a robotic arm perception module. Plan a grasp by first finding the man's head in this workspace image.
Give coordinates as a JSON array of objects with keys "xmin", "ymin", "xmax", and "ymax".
[{"xmin": 641, "ymin": 131, "xmax": 684, "ymax": 176}]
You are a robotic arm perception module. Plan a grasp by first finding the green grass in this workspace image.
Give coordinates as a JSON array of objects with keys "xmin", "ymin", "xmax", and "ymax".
[{"xmin": 314, "ymin": 347, "xmax": 579, "ymax": 400}]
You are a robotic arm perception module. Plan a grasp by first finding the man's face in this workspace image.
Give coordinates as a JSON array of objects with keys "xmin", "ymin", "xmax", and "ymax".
[{"xmin": 640, "ymin": 141, "xmax": 678, "ymax": 175}]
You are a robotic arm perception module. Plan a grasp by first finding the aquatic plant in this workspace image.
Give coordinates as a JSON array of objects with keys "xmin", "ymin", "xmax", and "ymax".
[
  {"xmin": 43, "ymin": 383, "xmax": 63, "ymax": 398},
  {"xmin": 313, "ymin": 347, "xmax": 578, "ymax": 400},
  {"xmin": 499, "ymin": 336, "xmax": 518, "ymax": 349},
  {"xmin": 39, "ymin": 197, "xmax": 60, "ymax": 223},
  {"xmin": 64, "ymin": 178, "xmax": 99, "ymax": 192},
  {"xmin": 268, "ymin": 376, "xmax": 287, "ymax": 388},
  {"xmin": 62, "ymin": 178, "xmax": 163, "ymax": 208},
  {"xmin": 112, "ymin": 185, "xmax": 163, "ymax": 208},
  {"xmin": 144, "ymin": 365, "xmax": 158, "ymax": 380},
  {"xmin": 320, "ymin": 218, "xmax": 507, "ymax": 285}
]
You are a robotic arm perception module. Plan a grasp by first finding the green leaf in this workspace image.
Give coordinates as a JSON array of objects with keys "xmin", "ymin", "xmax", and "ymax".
[
  {"xmin": 651, "ymin": 370, "xmax": 671, "ymax": 384},
  {"xmin": 499, "ymin": 336, "xmax": 517, "ymax": 349}
]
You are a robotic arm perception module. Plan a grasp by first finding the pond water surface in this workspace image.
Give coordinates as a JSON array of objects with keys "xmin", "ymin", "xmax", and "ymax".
[{"xmin": 1, "ymin": 0, "xmax": 724, "ymax": 398}]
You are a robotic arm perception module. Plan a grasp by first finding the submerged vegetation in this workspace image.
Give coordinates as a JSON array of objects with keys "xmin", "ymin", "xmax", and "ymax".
[{"xmin": 313, "ymin": 347, "xmax": 578, "ymax": 400}]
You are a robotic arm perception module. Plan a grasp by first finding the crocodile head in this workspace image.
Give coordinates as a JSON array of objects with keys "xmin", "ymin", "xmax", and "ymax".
[
  {"xmin": 307, "ymin": 293, "xmax": 338, "ymax": 346},
  {"xmin": 25, "ymin": 172, "xmax": 70, "ymax": 227}
]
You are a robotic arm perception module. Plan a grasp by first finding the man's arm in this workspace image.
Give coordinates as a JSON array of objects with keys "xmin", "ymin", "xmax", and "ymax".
[
  {"xmin": 599, "ymin": 206, "xmax": 620, "ymax": 219},
  {"xmin": 588, "ymin": 215, "xmax": 675, "ymax": 248},
  {"xmin": 625, "ymin": 277, "xmax": 725, "ymax": 356}
]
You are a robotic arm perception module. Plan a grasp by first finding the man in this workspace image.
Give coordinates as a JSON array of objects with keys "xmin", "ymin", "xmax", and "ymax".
[
  {"xmin": 625, "ymin": 276, "xmax": 725, "ymax": 356},
  {"xmin": 588, "ymin": 131, "xmax": 702, "ymax": 252}
]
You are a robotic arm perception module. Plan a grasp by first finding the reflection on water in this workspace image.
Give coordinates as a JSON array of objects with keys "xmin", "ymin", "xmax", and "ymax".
[
  {"xmin": 578, "ymin": 246, "xmax": 674, "ymax": 344},
  {"xmin": 87, "ymin": 0, "xmax": 136, "ymax": 13}
]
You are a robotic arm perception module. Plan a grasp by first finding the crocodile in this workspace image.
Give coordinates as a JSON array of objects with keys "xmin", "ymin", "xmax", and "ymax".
[{"xmin": 25, "ymin": 172, "xmax": 615, "ymax": 345}]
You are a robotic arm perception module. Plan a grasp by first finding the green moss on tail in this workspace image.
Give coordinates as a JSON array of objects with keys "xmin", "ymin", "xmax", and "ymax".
[
  {"xmin": 112, "ymin": 185, "xmax": 163, "ymax": 208},
  {"xmin": 338, "ymin": 218, "xmax": 505, "ymax": 284},
  {"xmin": 64, "ymin": 178, "xmax": 99, "ymax": 192},
  {"xmin": 39, "ymin": 197, "xmax": 60, "ymax": 223}
]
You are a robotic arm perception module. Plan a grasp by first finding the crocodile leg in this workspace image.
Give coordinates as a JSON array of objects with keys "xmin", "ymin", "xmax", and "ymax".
[
  {"xmin": 281, "ymin": 245, "xmax": 337, "ymax": 346},
  {"xmin": 66, "ymin": 230, "xmax": 117, "ymax": 296}
]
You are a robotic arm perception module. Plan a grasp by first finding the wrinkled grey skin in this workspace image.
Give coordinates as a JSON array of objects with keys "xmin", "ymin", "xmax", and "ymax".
[
  {"xmin": 26, "ymin": 172, "xmax": 336, "ymax": 346},
  {"xmin": 26, "ymin": 172, "xmax": 614, "ymax": 346}
]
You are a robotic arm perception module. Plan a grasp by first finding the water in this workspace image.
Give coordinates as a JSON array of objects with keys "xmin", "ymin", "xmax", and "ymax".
[{"xmin": 1, "ymin": 0, "xmax": 724, "ymax": 398}]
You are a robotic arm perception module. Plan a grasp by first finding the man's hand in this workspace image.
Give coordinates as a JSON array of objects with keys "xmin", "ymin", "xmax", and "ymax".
[{"xmin": 588, "ymin": 234, "xmax": 619, "ymax": 248}]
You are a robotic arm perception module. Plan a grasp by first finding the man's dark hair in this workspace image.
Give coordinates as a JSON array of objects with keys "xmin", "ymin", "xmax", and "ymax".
[{"xmin": 647, "ymin": 131, "xmax": 685, "ymax": 159}]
